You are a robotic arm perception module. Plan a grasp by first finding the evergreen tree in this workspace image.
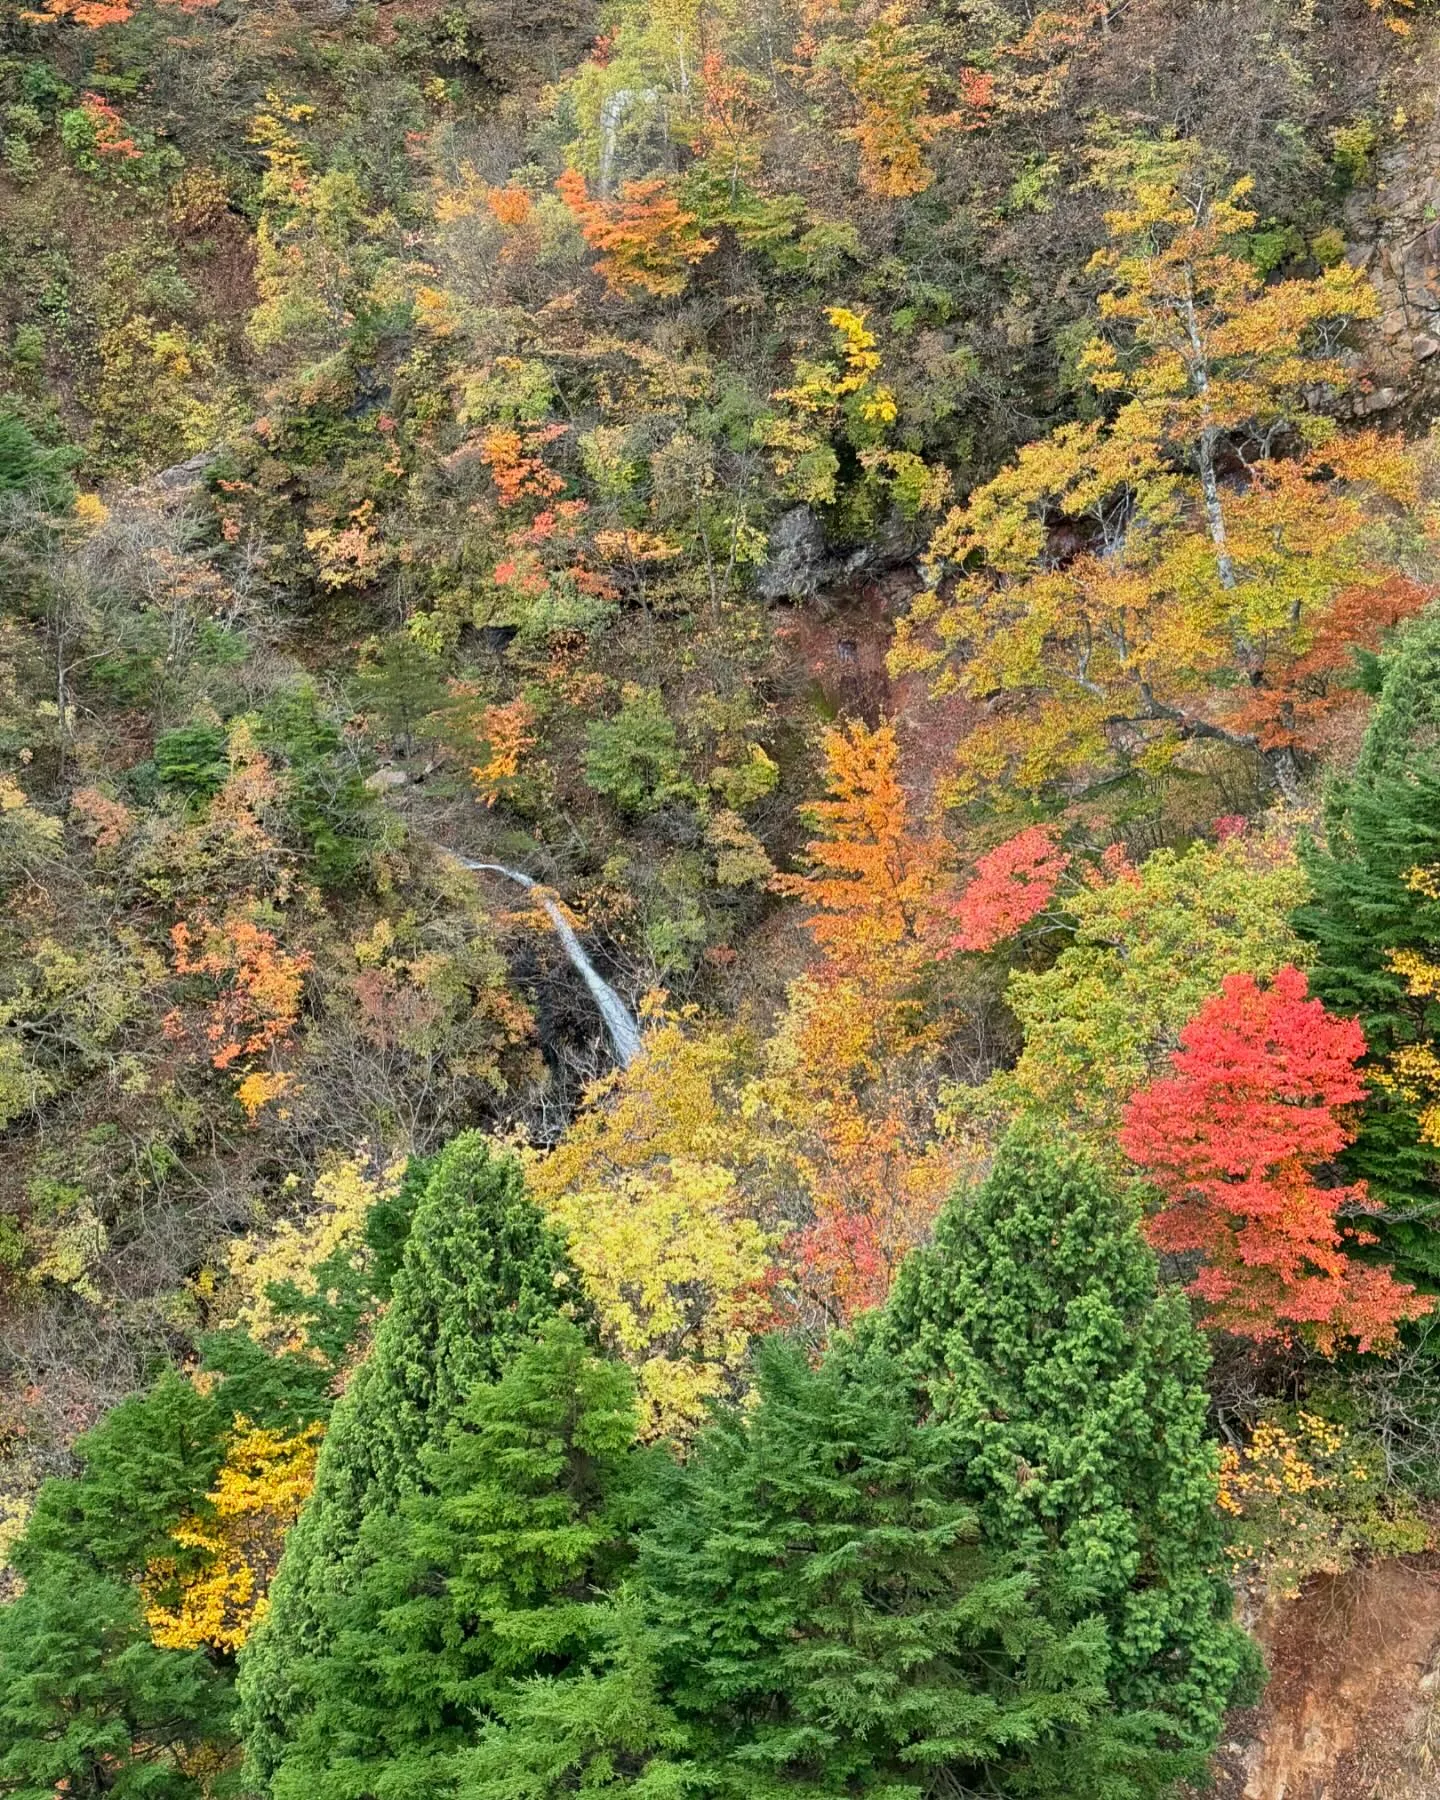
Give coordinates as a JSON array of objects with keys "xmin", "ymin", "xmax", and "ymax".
[
  {"xmin": 269, "ymin": 1318, "xmax": 655, "ymax": 1800},
  {"xmin": 17, "ymin": 1374, "xmax": 228, "ymax": 1581},
  {"xmin": 872, "ymin": 1125, "xmax": 1258, "ymax": 1758},
  {"xmin": 0, "ymin": 411, "xmax": 76, "ymax": 510},
  {"xmin": 1354, "ymin": 603, "xmax": 1440, "ymax": 780},
  {"xmin": 0, "ymin": 1569, "xmax": 234, "ymax": 1800},
  {"xmin": 237, "ymin": 1133, "xmax": 582, "ymax": 1789},
  {"xmin": 0, "ymin": 1383, "xmax": 239, "ymax": 1800},
  {"xmin": 629, "ymin": 1334, "xmax": 1174, "ymax": 1800},
  {"xmin": 1297, "ymin": 609, "xmax": 1440, "ymax": 1282}
]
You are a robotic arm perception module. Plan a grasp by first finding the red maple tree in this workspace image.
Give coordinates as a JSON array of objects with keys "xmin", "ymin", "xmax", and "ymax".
[
  {"xmin": 1119, "ymin": 966, "xmax": 1429, "ymax": 1351},
  {"xmin": 944, "ymin": 823, "xmax": 1069, "ymax": 953}
]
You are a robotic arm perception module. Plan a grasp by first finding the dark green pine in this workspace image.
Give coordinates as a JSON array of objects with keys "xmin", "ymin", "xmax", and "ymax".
[{"xmin": 1295, "ymin": 604, "xmax": 1440, "ymax": 1285}]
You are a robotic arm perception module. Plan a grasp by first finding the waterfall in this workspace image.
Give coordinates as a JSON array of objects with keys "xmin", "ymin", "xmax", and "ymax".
[{"xmin": 455, "ymin": 859, "xmax": 644, "ymax": 1069}]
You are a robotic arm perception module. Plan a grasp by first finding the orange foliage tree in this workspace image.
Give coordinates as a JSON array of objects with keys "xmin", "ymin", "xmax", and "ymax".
[
  {"xmin": 765, "ymin": 720, "xmax": 964, "ymax": 1321},
  {"xmin": 1222, "ymin": 573, "xmax": 1432, "ymax": 757},
  {"xmin": 23, "ymin": 0, "xmax": 216, "ymax": 21},
  {"xmin": 165, "ymin": 911, "xmax": 310, "ymax": 1121},
  {"xmin": 772, "ymin": 718, "xmax": 947, "ymax": 978},
  {"xmin": 821, "ymin": 3, "xmax": 967, "ymax": 198},
  {"xmin": 167, "ymin": 912, "xmax": 310, "ymax": 1071},
  {"xmin": 556, "ymin": 168, "xmax": 717, "ymax": 296}
]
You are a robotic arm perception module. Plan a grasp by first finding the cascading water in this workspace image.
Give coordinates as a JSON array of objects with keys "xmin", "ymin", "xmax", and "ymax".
[{"xmin": 455, "ymin": 859, "xmax": 644, "ymax": 1068}]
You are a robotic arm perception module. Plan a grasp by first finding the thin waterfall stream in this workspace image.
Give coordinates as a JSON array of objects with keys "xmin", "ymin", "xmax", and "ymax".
[{"xmin": 454, "ymin": 858, "xmax": 644, "ymax": 1068}]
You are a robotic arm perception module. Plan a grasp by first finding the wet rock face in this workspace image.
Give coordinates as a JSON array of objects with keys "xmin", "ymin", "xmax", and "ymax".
[
  {"xmin": 754, "ymin": 505, "xmax": 918, "ymax": 604},
  {"xmin": 755, "ymin": 506, "xmax": 838, "ymax": 603}
]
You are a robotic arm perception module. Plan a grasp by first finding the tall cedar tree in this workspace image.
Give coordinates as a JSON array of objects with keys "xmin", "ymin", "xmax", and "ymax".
[
  {"xmin": 267, "ymin": 1319, "xmax": 655, "ymax": 1799},
  {"xmin": 16, "ymin": 1374, "xmax": 228, "ymax": 1582},
  {"xmin": 237, "ymin": 1134, "xmax": 582, "ymax": 1790},
  {"xmin": 633, "ymin": 1334, "xmax": 1177, "ymax": 1800},
  {"xmin": 1297, "ymin": 606, "xmax": 1440, "ymax": 1285},
  {"xmin": 872, "ymin": 1126, "xmax": 1259, "ymax": 1757}
]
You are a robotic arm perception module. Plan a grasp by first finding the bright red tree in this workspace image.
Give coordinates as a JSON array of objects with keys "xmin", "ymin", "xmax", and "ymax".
[{"xmin": 1119, "ymin": 966, "xmax": 1429, "ymax": 1351}]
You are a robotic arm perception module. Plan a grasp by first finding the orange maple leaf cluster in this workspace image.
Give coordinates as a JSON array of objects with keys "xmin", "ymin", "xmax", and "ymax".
[
  {"xmin": 166, "ymin": 912, "xmax": 312, "ymax": 1071},
  {"xmin": 556, "ymin": 168, "xmax": 716, "ymax": 297}
]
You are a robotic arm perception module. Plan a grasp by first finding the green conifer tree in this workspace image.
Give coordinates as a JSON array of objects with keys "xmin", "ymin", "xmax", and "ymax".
[
  {"xmin": 630, "ymin": 1334, "xmax": 1171, "ymax": 1800},
  {"xmin": 1354, "ymin": 604, "xmax": 1440, "ymax": 780},
  {"xmin": 872, "ymin": 1125, "xmax": 1258, "ymax": 1760},
  {"xmin": 17, "ymin": 1374, "xmax": 228, "ymax": 1581},
  {"xmin": 0, "ymin": 1569, "xmax": 234, "ymax": 1800},
  {"xmin": 1296, "ymin": 608, "xmax": 1440, "ymax": 1282},
  {"xmin": 267, "ymin": 1318, "xmax": 653, "ymax": 1799},
  {"xmin": 237, "ymin": 1133, "xmax": 582, "ymax": 1790}
]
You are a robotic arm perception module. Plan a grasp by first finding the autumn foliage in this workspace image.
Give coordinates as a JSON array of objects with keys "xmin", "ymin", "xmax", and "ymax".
[
  {"xmin": 166, "ymin": 912, "xmax": 311, "ymax": 1075},
  {"xmin": 946, "ymin": 824, "xmax": 1070, "ymax": 953},
  {"xmin": 1120, "ymin": 966, "xmax": 1430, "ymax": 1351},
  {"xmin": 769, "ymin": 721, "xmax": 962, "ymax": 1320},
  {"xmin": 556, "ymin": 168, "xmax": 716, "ymax": 296},
  {"xmin": 22, "ymin": 0, "xmax": 216, "ymax": 22},
  {"xmin": 1224, "ymin": 574, "xmax": 1433, "ymax": 755},
  {"xmin": 145, "ymin": 1420, "xmax": 323, "ymax": 1654},
  {"xmin": 772, "ymin": 718, "xmax": 945, "ymax": 976},
  {"xmin": 79, "ymin": 93, "xmax": 140, "ymax": 158}
]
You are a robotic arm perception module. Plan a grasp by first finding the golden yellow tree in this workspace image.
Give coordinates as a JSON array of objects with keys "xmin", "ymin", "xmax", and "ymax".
[
  {"xmin": 543, "ymin": 1160, "xmax": 776, "ymax": 1441},
  {"xmin": 892, "ymin": 138, "xmax": 1411, "ymax": 807},
  {"xmin": 145, "ymin": 1420, "xmax": 323, "ymax": 1654}
]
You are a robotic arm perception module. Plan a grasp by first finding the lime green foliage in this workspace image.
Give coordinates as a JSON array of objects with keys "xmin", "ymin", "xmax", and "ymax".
[
  {"xmin": 875, "ymin": 1127, "xmax": 1259, "ymax": 1754},
  {"xmin": 0, "ymin": 1148, "xmax": 436, "ymax": 1800},
  {"xmin": 0, "ymin": 1379, "xmax": 236, "ymax": 1797},
  {"xmin": 584, "ymin": 688, "xmax": 694, "ymax": 817},
  {"xmin": 236, "ymin": 1134, "xmax": 583, "ymax": 1788},
  {"xmin": 18, "ymin": 1375, "xmax": 227, "ymax": 1583},
  {"xmin": 979, "ymin": 833, "xmax": 1308, "ymax": 1140},
  {"xmin": 1354, "ymin": 603, "xmax": 1440, "ymax": 780}
]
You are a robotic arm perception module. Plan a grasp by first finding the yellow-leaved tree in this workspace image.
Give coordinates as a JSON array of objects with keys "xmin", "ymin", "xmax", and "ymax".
[
  {"xmin": 144, "ymin": 1420, "xmax": 323, "ymax": 1654},
  {"xmin": 891, "ymin": 136, "xmax": 1413, "ymax": 808},
  {"xmin": 220, "ymin": 1155, "xmax": 406, "ymax": 1354},
  {"xmin": 524, "ymin": 1018, "xmax": 774, "ymax": 1441}
]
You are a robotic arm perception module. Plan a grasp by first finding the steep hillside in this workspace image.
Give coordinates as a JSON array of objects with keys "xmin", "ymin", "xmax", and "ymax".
[{"xmin": 5, "ymin": 0, "xmax": 1440, "ymax": 1792}]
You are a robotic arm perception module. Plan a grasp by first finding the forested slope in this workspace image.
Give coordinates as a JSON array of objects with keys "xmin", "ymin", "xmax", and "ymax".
[{"xmin": 3, "ymin": 0, "xmax": 1440, "ymax": 1792}]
